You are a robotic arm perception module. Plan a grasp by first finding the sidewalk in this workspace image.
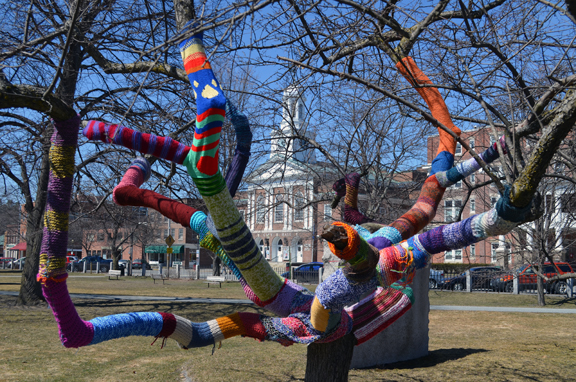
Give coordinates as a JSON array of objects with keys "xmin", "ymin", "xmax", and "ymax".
[{"xmin": 1, "ymin": 290, "xmax": 575, "ymax": 313}]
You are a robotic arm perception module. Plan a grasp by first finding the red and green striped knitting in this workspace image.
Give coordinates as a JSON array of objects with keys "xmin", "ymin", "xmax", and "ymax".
[{"xmin": 179, "ymin": 28, "xmax": 226, "ymax": 186}]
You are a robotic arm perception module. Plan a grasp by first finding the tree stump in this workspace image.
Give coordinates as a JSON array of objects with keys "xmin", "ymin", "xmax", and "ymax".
[{"xmin": 305, "ymin": 332, "xmax": 356, "ymax": 382}]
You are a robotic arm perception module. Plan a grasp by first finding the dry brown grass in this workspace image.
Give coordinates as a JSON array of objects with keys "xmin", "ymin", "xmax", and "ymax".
[
  {"xmin": 1, "ymin": 276, "xmax": 575, "ymax": 381},
  {"xmin": 0, "ymin": 273, "xmax": 318, "ymax": 299}
]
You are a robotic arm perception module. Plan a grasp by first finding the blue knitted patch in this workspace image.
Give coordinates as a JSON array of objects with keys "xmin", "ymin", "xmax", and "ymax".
[
  {"xmin": 366, "ymin": 226, "xmax": 402, "ymax": 245},
  {"xmin": 407, "ymin": 236, "xmax": 428, "ymax": 269},
  {"xmin": 189, "ymin": 322, "xmax": 215, "ymax": 348},
  {"xmin": 495, "ymin": 186, "xmax": 531, "ymax": 223},
  {"xmin": 430, "ymin": 151, "xmax": 454, "ymax": 176},
  {"xmin": 354, "ymin": 225, "xmax": 372, "ymax": 239},
  {"xmin": 190, "ymin": 211, "xmax": 209, "ymax": 239},
  {"xmin": 89, "ymin": 312, "xmax": 163, "ymax": 345},
  {"xmin": 315, "ymin": 269, "xmax": 378, "ymax": 312},
  {"xmin": 446, "ymin": 167, "xmax": 462, "ymax": 184},
  {"xmin": 205, "ymin": 214, "xmax": 220, "ymax": 240}
]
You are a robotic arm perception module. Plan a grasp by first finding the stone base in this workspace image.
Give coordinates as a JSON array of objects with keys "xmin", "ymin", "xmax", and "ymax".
[{"xmin": 350, "ymin": 267, "xmax": 430, "ymax": 368}]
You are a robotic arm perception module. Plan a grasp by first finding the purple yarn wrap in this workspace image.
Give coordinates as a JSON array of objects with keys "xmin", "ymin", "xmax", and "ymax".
[
  {"xmin": 40, "ymin": 115, "xmax": 79, "ymax": 259},
  {"xmin": 39, "ymin": 115, "xmax": 96, "ymax": 348},
  {"xmin": 264, "ymin": 280, "xmax": 306, "ymax": 317},
  {"xmin": 43, "ymin": 279, "xmax": 95, "ymax": 348}
]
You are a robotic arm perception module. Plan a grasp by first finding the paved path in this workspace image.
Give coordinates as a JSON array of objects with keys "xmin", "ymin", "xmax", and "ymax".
[
  {"xmin": 1, "ymin": 290, "xmax": 575, "ymax": 313},
  {"xmin": 430, "ymin": 304, "xmax": 576, "ymax": 314}
]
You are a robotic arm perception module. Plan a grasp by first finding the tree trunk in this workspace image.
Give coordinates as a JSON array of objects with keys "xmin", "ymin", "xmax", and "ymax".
[
  {"xmin": 536, "ymin": 257, "xmax": 546, "ymax": 306},
  {"xmin": 212, "ymin": 256, "xmax": 221, "ymax": 276},
  {"xmin": 17, "ymin": 235, "xmax": 44, "ymax": 305},
  {"xmin": 17, "ymin": 126, "xmax": 52, "ymax": 306},
  {"xmin": 305, "ymin": 332, "xmax": 356, "ymax": 382},
  {"xmin": 537, "ymin": 276, "xmax": 546, "ymax": 306},
  {"xmin": 112, "ymin": 248, "xmax": 121, "ymax": 270}
]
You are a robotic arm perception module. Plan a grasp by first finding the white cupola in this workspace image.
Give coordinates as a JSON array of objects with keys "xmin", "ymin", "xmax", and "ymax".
[{"xmin": 270, "ymin": 85, "xmax": 316, "ymax": 163}]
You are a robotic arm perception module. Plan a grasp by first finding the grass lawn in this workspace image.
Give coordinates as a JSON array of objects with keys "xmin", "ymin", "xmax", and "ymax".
[{"xmin": 1, "ymin": 274, "xmax": 575, "ymax": 381}]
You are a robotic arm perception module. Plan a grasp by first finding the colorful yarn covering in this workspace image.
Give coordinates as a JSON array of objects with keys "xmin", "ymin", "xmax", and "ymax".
[
  {"xmin": 333, "ymin": 57, "xmax": 507, "ymax": 249},
  {"xmin": 39, "ymin": 31, "xmax": 531, "ymax": 353}
]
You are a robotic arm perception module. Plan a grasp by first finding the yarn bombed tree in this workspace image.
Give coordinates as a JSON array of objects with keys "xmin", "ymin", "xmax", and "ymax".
[{"xmin": 35, "ymin": 18, "xmax": 551, "ymax": 381}]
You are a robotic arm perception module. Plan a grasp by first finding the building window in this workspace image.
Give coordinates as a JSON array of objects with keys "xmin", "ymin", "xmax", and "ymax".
[
  {"xmin": 256, "ymin": 195, "xmax": 266, "ymax": 223},
  {"xmin": 490, "ymin": 135, "xmax": 496, "ymax": 145},
  {"xmin": 444, "ymin": 199, "xmax": 461, "ymax": 222},
  {"xmin": 450, "ymin": 180, "xmax": 462, "ymax": 189},
  {"xmin": 445, "ymin": 249, "xmax": 462, "ymax": 262},
  {"xmin": 239, "ymin": 210, "xmax": 245, "ymax": 220},
  {"xmin": 470, "ymin": 198, "xmax": 475, "ymax": 214},
  {"xmin": 469, "ymin": 138, "xmax": 475, "ymax": 149},
  {"xmin": 470, "ymin": 244, "xmax": 476, "ymax": 259},
  {"xmin": 178, "ymin": 228, "xmax": 183, "ymax": 240},
  {"xmin": 491, "ymin": 243, "xmax": 499, "ymax": 262},
  {"xmin": 470, "ymin": 173, "xmax": 475, "ymax": 184},
  {"xmin": 454, "ymin": 249, "xmax": 462, "ymax": 261},
  {"xmin": 324, "ymin": 204, "xmax": 332, "ymax": 220},
  {"xmin": 294, "ymin": 192, "xmax": 305, "ymax": 221},
  {"xmin": 298, "ymin": 102, "xmax": 305, "ymax": 120},
  {"xmin": 170, "ymin": 229, "xmax": 175, "ymax": 237},
  {"xmin": 455, "ymin": 143, "xmax": 462, "ymax": 155},
  {"xmin": 97, "ymin": 232, "xmax": 104, "ymax": 241},
  {"xmin": 275, "ymin": 194, "xmax": 284, "ymax": 223},
  {"xmin": 276, "ymin": 239, "xmax": 283, "ymax": 262},
  {"xmin": 164, "ymin": 229, "xmax": 168, "ymax": 238}
]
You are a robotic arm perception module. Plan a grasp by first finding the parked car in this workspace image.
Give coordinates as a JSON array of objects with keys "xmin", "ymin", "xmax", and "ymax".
[
  {"xmin": 70, "ymin": 256, "xmax": 112, "ymax": 272},
  {"xmin": 438, "ymin": 266, "xmax": 502, "ymax": 291},
  {"xmin": 281, "ymin": 262, "xmax": 323, "ymax": 283},
  {"xmin": 7, "ymin": 257, "xmax": 26, "ymax": 269},
  {"xmin": 118, "ymin": 259, "xmax": 129, "ymax": 268},
  {"xmin": 490, "ymin": 262, "xmax": 574, "ymax": 294},
  {"xmin": 429, "ymin": 269, "xmax": 445, "ymax": 289},
  {"xmin": 66, "ymin": 256, "xmax": 78, "ymax": 264},
  {"xmin": 131, "ymin": 259, "xmax": 152, "ymax": 270},
  {"xmin": 0, "ymin": 257, "xmax": 14, "ymax": 268}
]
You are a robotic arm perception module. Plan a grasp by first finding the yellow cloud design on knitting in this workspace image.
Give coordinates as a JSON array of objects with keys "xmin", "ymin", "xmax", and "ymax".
[
  {"xmin": 193, "ymin": 81, "xmax": 199, "ymax": 88},
  {"xmin": 202, "ymin": 84, "xmax": 219, "ymax": 99}
]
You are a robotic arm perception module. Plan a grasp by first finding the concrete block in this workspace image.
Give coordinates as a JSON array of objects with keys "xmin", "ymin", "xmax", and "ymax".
[{"xmin": 350, "ymin": 267, "xmax": 430, "ymax": 368}]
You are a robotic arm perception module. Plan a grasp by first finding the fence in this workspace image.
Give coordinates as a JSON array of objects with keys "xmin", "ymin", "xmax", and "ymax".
[
  {"xmin": 429, "ymin": 267, "xmax": 575, "ymax": 297},
  {"xmin": 147, "ymin": 263, "xmax": 322, "ymax": 284}
]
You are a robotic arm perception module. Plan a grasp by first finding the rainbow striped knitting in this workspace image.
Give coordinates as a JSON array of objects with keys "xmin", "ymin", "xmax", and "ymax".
[
  {"xmin": 336, "ymin": 138, "xmax": 508, "ymax": 251},
  {"xmin": 40, "ymin": 30, "xmax": 536, "ymax": 354},
  {"xmin": 314, "ymin": 189, "xmax": 530, "ymax": 319},
  {"xmin": 180, "ymin": 28, "xmax": 226, "ymax": 180}
]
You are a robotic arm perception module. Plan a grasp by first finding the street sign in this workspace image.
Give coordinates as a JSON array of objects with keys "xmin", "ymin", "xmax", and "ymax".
[
  {"xmin": 167, "ymin": 247, "xmax": 173, "ymax": 254},
  {"xmin": 165, "ymin": 235, "xmax": 175, "ymax": 247}
]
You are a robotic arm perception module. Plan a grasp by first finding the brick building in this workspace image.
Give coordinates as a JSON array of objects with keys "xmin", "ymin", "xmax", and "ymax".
[
  {"xmin": 235, "ymin": 86, "xmax": 341, "ymax": 265},
  {"xmin": 428, "ymin": 126, "xmax": 576, "ymax": 268},
  {"xmin": 81, "ymin": 199, "xmax": 211, "ymax": 268}
]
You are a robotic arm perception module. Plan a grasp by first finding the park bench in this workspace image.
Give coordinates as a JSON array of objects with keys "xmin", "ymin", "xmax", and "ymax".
[
  {"xmin": 108, "ymin": 270, "xmax": 122, "ymax": 280},
  {"xmin": 151, "ymin": 272, "xmax": 168, "ymax": 284},
  {"xmin": 205, "ymin": 276, "xmax": 226, "ymax": 288}
]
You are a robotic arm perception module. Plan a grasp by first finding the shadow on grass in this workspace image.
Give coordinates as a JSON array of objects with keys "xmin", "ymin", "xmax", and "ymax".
[
  {"xmin": 370, "ymin": 348, "xmax": 488, "ymax": 370},
  {"xmin": 547, "ymin": 296, "xmax": 576, "ymax": 306},
  {"xmin": 71, "ymin": 299, "xmax": 270, "ymax": 321}
]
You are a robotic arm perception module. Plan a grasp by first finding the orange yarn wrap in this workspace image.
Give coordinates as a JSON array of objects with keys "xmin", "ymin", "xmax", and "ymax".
[
  {"xmin": 395, "ymin": 57, "xmax": 461, "ymax": 156},
  {"xmin": 327, "ymin": 222, "xmax": 360, "ymax": 261}
]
